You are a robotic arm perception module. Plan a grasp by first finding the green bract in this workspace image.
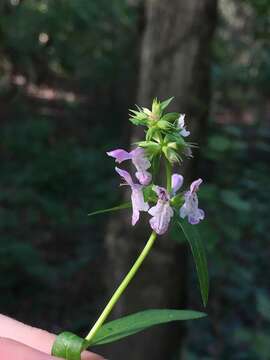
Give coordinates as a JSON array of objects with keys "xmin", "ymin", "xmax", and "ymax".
[
  {"xmin": 130, "ymin": 98, "xmax": 192, "ymax": 164},
  {"xmin": 136, "ymin": 140, "xmax": 161, "ymax": 157}
]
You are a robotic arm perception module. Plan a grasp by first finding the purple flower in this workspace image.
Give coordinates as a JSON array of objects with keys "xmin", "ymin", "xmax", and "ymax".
[
  {"xmin": 107, "ymin": 147, "xmax": 152, "ymax": 185},
  {"xmin": 107, "ymin": 149, "xmax": 132, "ymax": 163},
  {"xmin": 177, "ymin": 114, "xmax": 190, "ymax": 137},
  {"xmin": 115, "ymin": 167, "xmax": 149, "ymax": 226},
  {"xmin": 148, "ymin": 173, "xmax": 183, "ymax": 235},
  {"xmin": 180, "ymin": 178, "xmax": 205, "ymax": 224},
  {"xmin": 148, "ymin": 186, "xmax": 174, "ymax": 235},
  {"xmin": 172, "ymin": 174, "xmax": 184, "ymax": 195},
  {"xmin": 131, "ymin": 147, "xmax": 152, "ymax": 185}
]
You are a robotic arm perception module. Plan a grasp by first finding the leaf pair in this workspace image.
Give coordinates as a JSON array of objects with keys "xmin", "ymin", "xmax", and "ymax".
[{"xmin": 52, "ymin": 309, "xmax": 206, "ymax": 360}]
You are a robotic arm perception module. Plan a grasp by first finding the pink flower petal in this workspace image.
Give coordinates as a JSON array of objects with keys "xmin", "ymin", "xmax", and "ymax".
[
  {"xmin": 171, "ymin": 174, "xmax": 183, "ymax": 194},
  {"xmin": 115, "ymin": 167, "xmax": 134, "ymax": 187},
  {"xmin": 149, "ymin": 201, "xmax": 173, "ymax": 235},
  {"xmin": 190, "ymin": 178, "xmax": 202, "ymax": 194},
  {"xmin": 107, "ymin": 149, "xmax": 132, "ymax": 163},
  {"xmin": 132, "ymin": 147, "xmax": 152, "ymax": 185}
]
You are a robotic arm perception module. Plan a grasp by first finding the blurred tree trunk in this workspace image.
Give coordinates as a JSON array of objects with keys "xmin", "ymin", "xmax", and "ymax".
[{"xmin": 103, "ymin": 1, "xmax": 217, "ymax": 359}]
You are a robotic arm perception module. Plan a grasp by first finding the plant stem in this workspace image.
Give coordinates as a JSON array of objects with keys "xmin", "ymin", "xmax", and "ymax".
[
  {"xmin": 165, "ymin": 159, "xmax": 172, "ymax": 192},
  {"xmin": 85, "ymin": 231, "xmax": 157, "ymax": 343}
]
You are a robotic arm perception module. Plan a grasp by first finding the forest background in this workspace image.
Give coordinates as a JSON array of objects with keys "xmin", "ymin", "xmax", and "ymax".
[{"xmin": 0, "ymin": 0, "xmax": 270, "ymax": 359}]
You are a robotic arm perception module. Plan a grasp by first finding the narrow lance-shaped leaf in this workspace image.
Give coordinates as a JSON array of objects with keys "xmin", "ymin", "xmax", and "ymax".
[
  {"xmin": 89, "ymin": 309, "xmax": 206, "ymax": 346},
  {"xmin": 51, "ymin": 309, "xmax": 206, "ymax": 358},
  {"xmin": 88, "ymin": 202, "xmax": 131, "ymax": 217},
  {"xmin": 177, "ymin": 220, "xmax": 209, "ymax": 307},
  {"xmin": 160, "ymin": 97, "xmax": 174, "ymax": 110}
]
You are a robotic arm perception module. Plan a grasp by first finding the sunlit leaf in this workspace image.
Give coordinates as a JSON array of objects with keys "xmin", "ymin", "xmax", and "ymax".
[
  {"xmin": 160, "ymin": 97, "xmax": 174, "ymax": 110},
  {"xmin": 161, "ymin": 112, "xmax": 179, "ymax": 123},
  {"xmin": 89, "ymin": 309, "xmax": 206, "ymax": 346}
]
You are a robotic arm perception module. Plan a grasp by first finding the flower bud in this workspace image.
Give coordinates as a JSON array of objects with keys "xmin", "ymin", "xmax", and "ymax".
[{"xmin": 151, "ymin": 98, "xmax": 162, "ymax": 119}]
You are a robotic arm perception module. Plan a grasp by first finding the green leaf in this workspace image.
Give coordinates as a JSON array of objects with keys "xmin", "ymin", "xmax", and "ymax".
[
  {"xmin": 160, "ymin": 97, "xmax": 174, "ymax": 110},
  {"xmin": 129, "ymin": 117, "xmax": 147, "ymax": 126},
  {"xmin": 177, "ymin": 220, "xmax": 209, "ymax": 307},
  {"xmin": 146, "ymin": 127, "xmax": 157, "ymax": 141},
  {"xmin": 88, "ymin": 202, "xmax": 131, "ymax": 217},
  {"xmin": 129, "ymin": 109, "xmax": 148, "ymax": 126},
  {"xmin": 90, "ymin": 309, "xmax": 206, "ymax": 346},
  {"xmin": 208, "ymin": 135, "xmax": 231, "ymax": 152},
  {"xmin": 143, "ymin": 185, "xmax": 157, "ymax": 203},
  {"xmin": 220, "ymin": 190, "xmax": 251, "ymax": 212},
  {"xmin": 256, "ymin": 291, "xmax": 270, "ymax": 321},
  {"xmin": 157, "ymin": 120, "xmax": 172, "ymax": 130},
  {"xmin": 136, "ymin": 141, "xmax": 161, "ymax": 156},
  {"xmin": 51, "ymin": 331, "xmax": 88, "ymax": 360},
  {"xmin": 160, "ymin": 112, "xmax": 179, "ymax": 123}
]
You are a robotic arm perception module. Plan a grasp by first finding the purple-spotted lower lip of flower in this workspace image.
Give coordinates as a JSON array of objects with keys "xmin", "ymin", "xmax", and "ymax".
[
  {"xmin": 115, "ymin": 167, "xmax": 149, "ymax": 226},
  {"xmin": 153, "ymin": 186, "xmax": 170, "ymax": 201},
  {"xmin": 178, "ymin": 114, "xmax": 190, "ymax": 137},
  {"xmin": 188, "ymin": 208, "xmax": 205, "ymax": 224},
  {"xmin": 148, "ymin": 185, "xmax": 174, "ymax": 235},
  {"xmin": 149, "ymin": 201, "xmax": 174, "ymax": 235}
]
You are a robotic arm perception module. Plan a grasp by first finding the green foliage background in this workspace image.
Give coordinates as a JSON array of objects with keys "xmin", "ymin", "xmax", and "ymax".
[
  {"xmin": 0, "ymin": 0, "xmax": 136, "ymax": 333},
  {"xmin": 0, "ymin": 0, "xmax": 270, "ymax": 358}
]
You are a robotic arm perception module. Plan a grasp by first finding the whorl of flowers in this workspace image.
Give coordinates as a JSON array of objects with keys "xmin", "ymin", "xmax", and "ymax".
[{"xmin": 107, "ymin": 97, "xmax": 204, "ymax": 235}]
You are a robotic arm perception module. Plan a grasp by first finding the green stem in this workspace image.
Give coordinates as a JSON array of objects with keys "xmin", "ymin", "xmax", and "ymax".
[
  {"xmin": 85, "ymin": 231, "xmax": 157, "ymax": 343},
  {"xmin": 165, "ymin": 159, "xmax": 172, "ymax": 192}
]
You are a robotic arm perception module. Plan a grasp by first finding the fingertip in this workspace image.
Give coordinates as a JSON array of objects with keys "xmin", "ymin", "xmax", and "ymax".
[
  {"xmin": 81, "ymin": 349, "xmax": 106, "ymax": 360},
  {"xmin": 0, "ymin": 337, "xmax": 59, "ymax": 359}
]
